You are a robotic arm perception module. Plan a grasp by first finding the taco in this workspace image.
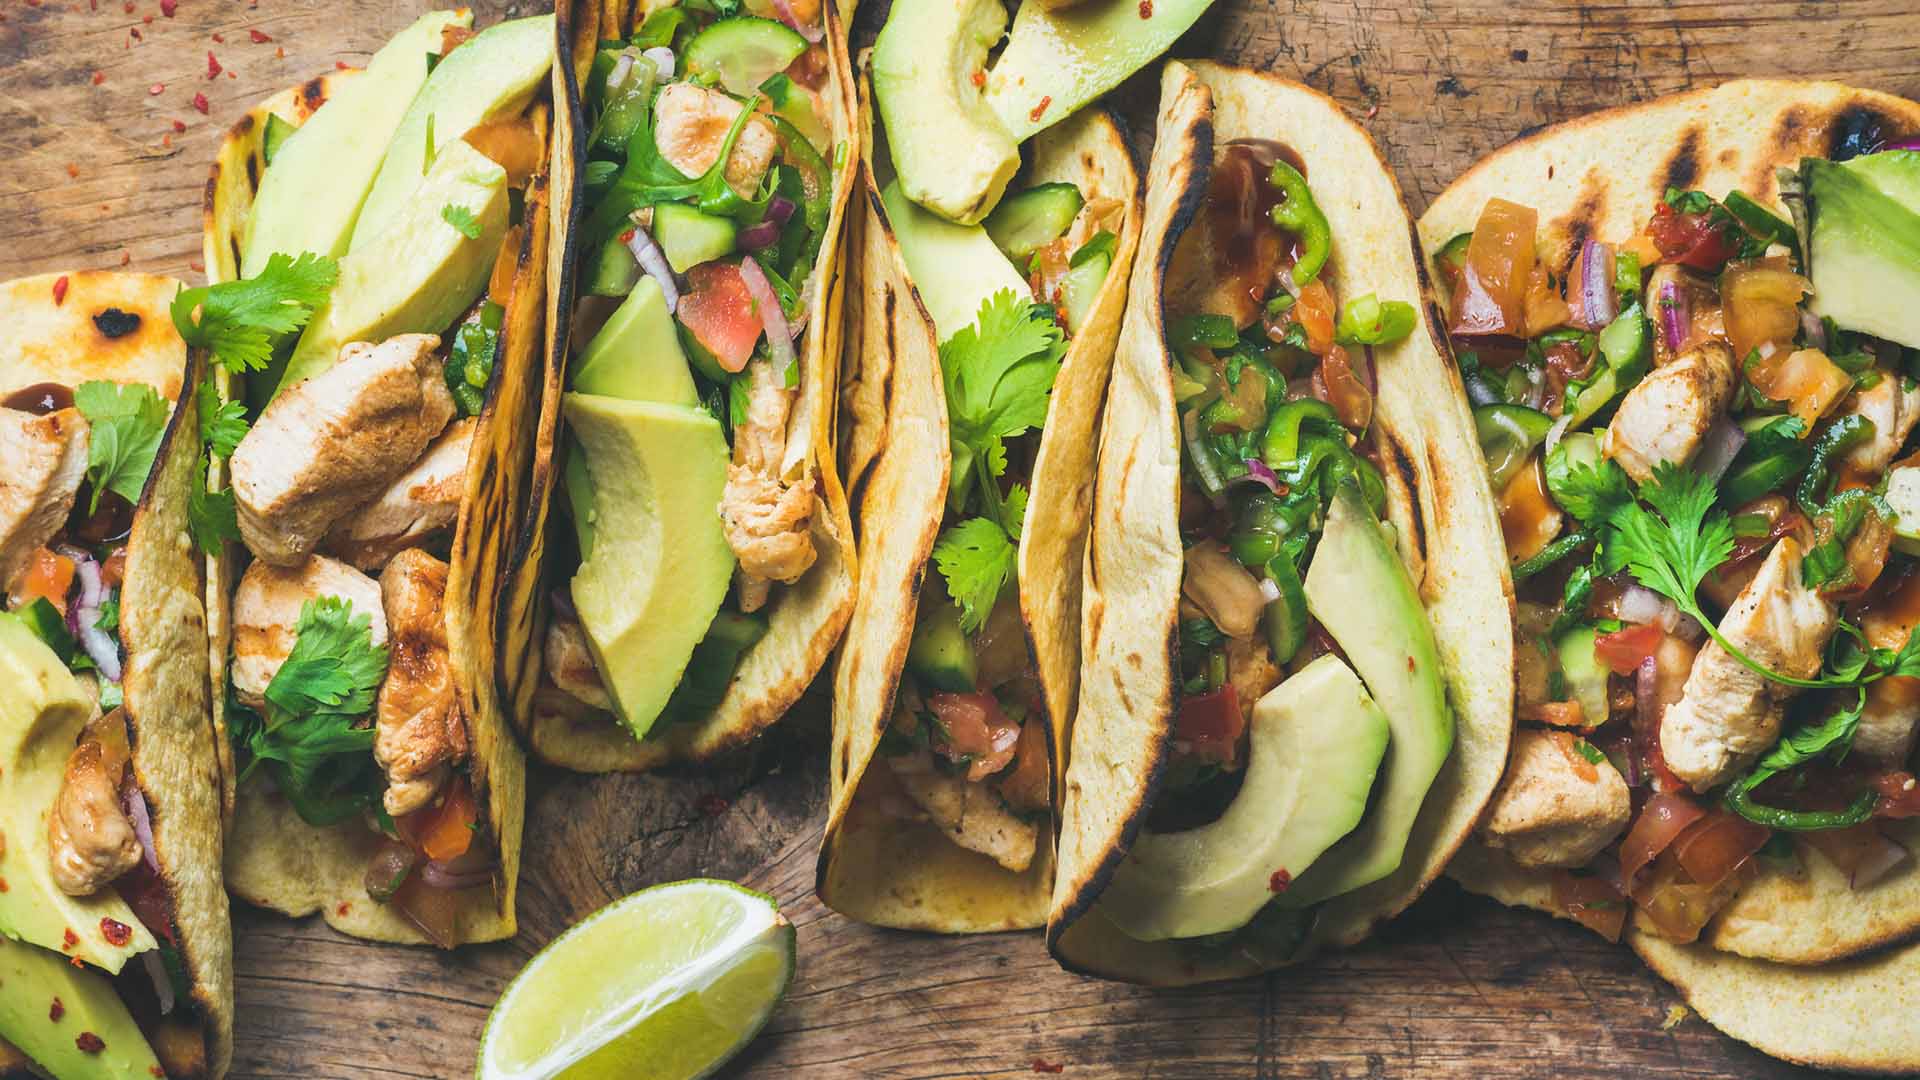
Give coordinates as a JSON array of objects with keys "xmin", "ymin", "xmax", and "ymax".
[
  {"xmin": 1045, "ymin": 61, "xmax": 1513, "ymax": 984},
  {"xmin": 0, "ymin": 272, "xmax": 232, "ymax": 1077},
  {"xmin": 195, "ymin": 9, "xmax": 551, "ymax": 946},
  {"xmin": 506, "ymin": 0, "xmax": 861, "ymax": 772},
  {"xmin": 1418, "ymin": 78, "xmax": 1920, "ymax": 1065}
]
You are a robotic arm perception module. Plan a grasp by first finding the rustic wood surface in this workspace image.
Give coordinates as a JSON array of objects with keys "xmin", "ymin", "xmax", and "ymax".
[{"xmin": 5, "ymin": 1, "xmax": 1920, "ymax": 1076}]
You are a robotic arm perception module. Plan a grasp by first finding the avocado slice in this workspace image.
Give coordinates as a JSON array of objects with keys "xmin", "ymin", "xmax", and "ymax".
[
  {"xmin": 564, "ymin": 393, "xmax": 735, "ymax": 739},
  {"xmin": 0, "ymin": 615, "xmax": 158, "ymax": 972},
  {"xmin": 881, "ymin": 179, "xmax": 1029, "ymax": 342},
  {"xmin": 906, "ymin": 602, "xmax": 979, "ymax": 693},
  {"xmin": 1099, "ymin": 654, "xmax": 1389, "ymax": 941},
  {"xmin": 571, "ymin": 276, "xmax": 700, "ymax": 406},
  {"xmin": 348, "ymin": 14, "xmax": 555, "ymax": 252},
  {"xmin": 871, "ymin": 0, "xmax": 1020, "ymax": 225},
  {"xmin": 1801, "ymin": 152, "xmax": 1920, "ymax": 349},
  {"xmin": 984, "ymin": 0, "xmax": 1213, "ymax": 144},
  {"xmin": 241, "ymin": 9, "xmax": 470, "ymax": 277},
  {"xmin": 1277, "ymin": 482, "xmax": 1453, "ymax": 908},
  {"xmin": 278, "ymin": 139, "xmax": 508, "ymax": 395},
  {"xmin": 0, "ymin": 937, "xmax": 161, "ymax": 1080}
]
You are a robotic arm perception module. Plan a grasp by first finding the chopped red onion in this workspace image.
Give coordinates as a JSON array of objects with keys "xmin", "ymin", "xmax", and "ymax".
[
  {"xmin": 1576, "ymin": 239, "xmax": 1618, "ymax": 330},
  {"xmin": 60, "ymin": 545, "xmax": 120, "ymax": 682},
  {"xmin": 1800, "ymin": 308, "xmax": 1828, "ymax": 350},
  {"xmin": 737, "ymin": 257, "xmax": 796, "ymax": 375},
  {"xmin": 1630, "ymin": 656, "xmax": 1659, "ymax": 787},
  {"xmin": 1658, "ymin": 279, "xmax": 1688, "ymax": 355},
  {"xmin": 641, "ymin": 46, "xmax": 675, "ymax": 79},
  {"xmin": 623, "ymin": 225, "xmax": 679, "ymax": 312},
  {"xmin": 1240, "ymin": 457, "xmax": 1282, "ymax": 494},
  {"xmin": 1258, "ymin": 577, "xmax": 1282, "ymax": 603},
  {"xmin": 142, "ymin": 949, "xmax": 176, "ymax": 1015},
  {"xmin": 1693, "ymin": 418, "xmax": 1747, "ymax": 485},
  {"xmin": 419, "ymin": 859, "xmax": 496, "ymax": 891},
  {"xmin": 1884, "ymin": 137, "xmax": 1920, "ymax": 152},
  {"xmin": 770, "ymin": 0, "xmax": 824, "ymax": 43},
  {"xmin": 1617, "ymin": 583, "xmax": 1679, "ymax": 629},
  {"xmin": 739, "ymin": 198, "xmax": 796, "ymax": 251},
  {"xmin": 605, "ymin": 52, "xmax": 634, "ymax": 92},
  {"xmin": 1543, "ymin": 414, "xmax": 1574, "ymax": 458},
  {"xmin": 123, "ymin": 783, "xmax": 158, "ymax": 874}
]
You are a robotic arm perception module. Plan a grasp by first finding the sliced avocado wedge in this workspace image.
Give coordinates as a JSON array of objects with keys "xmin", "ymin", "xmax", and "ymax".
[
  {"xmin": 984, "ymin": 0, "xmax": 1214, "ymax": 143},
  {"xmin": 349, "ymin": 13, "xmax": 555, "ymax": 252},
  {"xmin": 871, "ymin": 0, "xmax": 1020, "ymax": 225},
  {"xmin": 0, "ymin": 615, "xmax": 158, "ymax": 971},
  {"xmin": 1100, "ymin": 654, "xmax": 1389, "ymax": 941},
  {"xmin": 0, "ymin": 937, "xmax": 162, "ymax": 1080},
  {"xmin": 242, "ymin": 9, "xmax": 469, "ymax": 277},
  {"xmin": 280, "ymin": 139, "xmax": 508, "ymax": 394},
  {"xmin": 1801, "ymin": 152, "xmax": 1920, "ymax": 349},
  {"xmin": 882, "ymin": 179, "xmax": 1029, "ymax": 342},
  {"xmin": 906, "ymin": 602, "xmax": 979, "ymax": 693},
  {"xmin": 564, "ymin": 393, "xmax": 734, "ymax": 739},
  {"xmin": 1277, "ymin": 482, "xmax": 1453, "ymax": 908},
  {"xmin": 571, "ymin": 276, "xmax": 700, "ymax": 406}
]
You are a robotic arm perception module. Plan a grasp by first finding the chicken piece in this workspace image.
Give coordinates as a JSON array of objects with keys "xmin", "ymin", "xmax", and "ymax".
[
  {"xmin": 1225, "ymin": 633, "xmax": 1282, "ymax": 719},
  {"xmin": 48, "ymin": 737, "xmax": 141, "ymax": 896},
  {"xmin": 544, "ymin": 611, "xmax": 611, "ymax": 712},
  {"xmin": 1837, "ymin": 372, "xmax": 1920, "ymax": 476},
  {"xmin": 230, "ymin": 334, "xmax": 455, "ymax": 565},
  {"xmin": 1602, "ymin": 341, "xmax": 1738, "ymax": 484},
  {"xmin": 746, "ymin": 0, "xmax": 820, "ymax": 22},
  {"xmin": 652, "ymin": 83, "xmax": 779, "ymax": 201},
  {"xmin": 1855, "ymin": 573, "xmax": 1920, "ymax": 765},
  {"xmin": 1644, "ymin": 264, "xmax": 1723, "ymax": 368},
  {"xmin": 888, "ymin": 750, "xmax": 1039, "ymax": 873},
  {"xmin": 323, "ymin": 418, "xmax": 475, "ymax": 570},
  {"xmin": 0, "ymin": 407, "xmax": 89, "ymax": 590},
  {"xmin": 1662, "ymin": 538, "xmax": 1837, "ymax": 790},
  {"xmin": 1164, "ymin": 149, "xmax": 1283, "ymax": 331},
  {"xmin": 374, "ymin": 549, "xmax": 468, "ymax": 817},
  {"xmin": 1480, "ymin": 729, "xmax": 1632, "ymax": 869},
  {"xmin": 231, "ymin": 555, "xmax": 387, "ymax": 707},
  {"xmin": 723, "ymin": 469, "xmax": 817, "ymax": 610},
  {"xmin": 1182, "ymin": 541, "xmax": 1267, "ymax": 639}
]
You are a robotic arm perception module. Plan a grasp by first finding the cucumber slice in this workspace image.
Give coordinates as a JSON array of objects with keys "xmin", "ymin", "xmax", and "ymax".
[
  {"xmin": 585, "ymin": 238, "xmax": 640, "ymax": 297},
  {"xmin": 760, "ymin": 72, "xmax": 830, "ymax": 154},
  {"xmin": 262, "ymin": 113, "xmax": 297, "ymax": 165},
  {"xmin": 1554, "ymin": 627, "xmax": 1610, "ymax": 729},
  {"xmin": 907, "ymin": 603, "xmax": 978, "ymax": 693},
  {"xmin": 684, "ymin": 17, "xmax": 808, "ymax": 97},
  {"xmin": 1058, "ymin": 251, "xmax": 1109, "ymax": 334},
  {"xmin": 1474, "ymin": 403, "xmax": 1555, "ymax": 490},
  {"xmin": 1887, "ymin": 464, "xmax": 1920, "ymax": 555},
  {"xmin": 654, "ymin": 202, "xmax": 738, "ymax": 273},
  {"xmin": 983, "ymin": 182, "xmax": 1084, "ymax": 264}
]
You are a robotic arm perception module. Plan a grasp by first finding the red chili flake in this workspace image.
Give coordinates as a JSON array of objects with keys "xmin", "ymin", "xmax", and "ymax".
[
  {"xmin": 1028, "ymin": 95, "xmax": 1051, "ymax": 123},
  {"xmin": 274, "ymin": 46, "xmax": 284, "ymax": 59},
  {"xmin": 61, "ymin": 927, "xmax": 78, "ymax": 950},
  {"xmin": 125, "ymin": 1, "xmax": 136, "ymax": 12},
  {"xmin": 24, "ymin": 0, "xmax": 40, "ymax": 8},
  {"xmin": 191, "ymin": 91, "xmax": 209, "ymax": 114},
  {"xmin": 119, "ymin": 250, "xmax": 131, "ymax": 266},
  {"xmin": 52, "ymin": 276, "xmax": 70, "ymax": 306},
  {"xmin": 1032, "ymin": 1061, "xmax": 1065, "ymax": 1075},
  {"xmin": 696, "ymin": 793, "xmax": 731, "ymax": 817},
  {"xmin": 969, "ymin": 69, "xmax": 984, "ymax": 88},
  {"xmin": 75, "ymin": 1033, "xmax": 105, "ymax": 1054},
  {"xmin": 1407, "ymin": 655, "xmax": 1416, "ymax": 672},
  {"xmin": 100, "ymin": 918, "xmax": 132, "ymax": 946},
  {"xmin": 150, "ymin": 1068, "xmax": 165, "ymax": 1079},
  {"xmin": 335, "ymin": 60, "xmax": 350, "ymax": 70},
  {"xmin": 1269, "ymin": 868, "xmax": 1292, "ymax": 892},
  {"xmin": 210, "ymin": 31, "xmax": 223, "ymax": 42},
  {"xmin": 91, "ymin": 70, "xmax": 106, "ymax": 85},
  {"xmin": 65, "ymin": 163, "xmax": 79, "ymax": 178},
  {"xmin": 148, "ymin": 81, "xmax": 164, "ymax": 95},
  {"xmin": 143, "ymin": 12, "xmax": 153, "ymax": 22},
  {"xmin": 70, "ymin": 956, "xmax": 84, "ymax": 968},
  {"xmin": 130, "ymin": 26, "xmax": 142, "ymax": 39},
  {"xmin": 49, "ymin": 998, "xmax": 64, "ymax": 1022},
  {"xmin": 162, "ymin": 133, "xmax": 172, "ymax": 147},
  {"xmin": 335, "ymin": 901, "xmax": 351, "ymax": 916},
  {"xmin": 227, "ymin": 69, "xmax": 236, "ymax": 78},
  {"xmin": 1138, "ymin": 0, "xmax": 1152, "ymax": 15},
  {"xmin": 189, "ymin": 260, "xmax": 204, "ymax": 272},
  {"xmin": 617, "ymin": 228, "xmax": 635, "ymax": 244},
  {"xmin": 160, "ymin": 0, "xmax": 176, "ymax": 15},
  {"xmin": 172, "ymin": 118, "xmax": 187, "ymax": 132},
  {"xmin": 249, "ymin": 27, "xmax": 270, "ymax": 42},
  {"xmin": 0, "ymin": 876, "xmax": 9, "ymax": 892},
  {"xmin": 90, "ymin": 0, "xmax": 97, "ymax": 10},
  {"xmin": 206, "ymin": 51, "xmax": 222, "ymax": 78}
]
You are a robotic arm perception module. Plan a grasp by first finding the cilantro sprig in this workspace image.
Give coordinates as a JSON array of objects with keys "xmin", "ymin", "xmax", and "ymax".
[
  {"xmin": 73, "ymin": 380, "xmax": 169, "ymax": 513},
  {"xmin": 929, "ymin": 291, "xmax": 1066, "ymax": 633},
  {"xmin": 169, "ymin": 251, "xmax": 338, "ymax": 373}
]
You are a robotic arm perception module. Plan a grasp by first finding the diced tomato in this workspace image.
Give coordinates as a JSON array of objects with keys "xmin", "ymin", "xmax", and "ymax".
[
  {"xmin": 406, "ymin": 777, "xmax": 478, "ymax": 863},
  {"xmin": 1646, "ymin": 201, "xmax": 1741, "ymax": 273},
  {"xmin": 927, "ymin": 692, "xmax": 1020, "ymax": 782},
  {"xmin": 13, "ymin": 547, "xmax": 75, "ymax": 613},
  {"xmin": 1498, "ymin": 457, "xmax": 1564, "ymax": 564},
  {"xmin": 1318, "ymin": 345, "xmax": 1372, "ymax": 433},
  {"xmin": 98, "ymin": 547, "xmax": 127, "ymax": 589},
  {"xmin": 678, "ymin": 261, "xmax": 764, "ymax": 372},
  {"xmin": 1521, "ymin": 701, "xmax": 1589, "ymax": 728},
  {"xmin": 1619, "ymin": 789, "xmax": 1707, "ymax": 889},
  {"xmin": 996, "ymin": 718, "xmax": 1051, "ymax": 812},
  {"xmin": 1448, "ymin": 198, "xmax": 1537, "ymax": 337},
  {"xmin": 1747, "ymin": 347, "xmax": 1852, "ymax": 429},
  {"xmin": 1873, "ymin": 771, "xmax": 1920, "ymax": 819},
  {"xmin": 1634, "ymin": 850, "xmax": 1749, "ymax": 943},
  {"xmin": 1522, "ymin": 263, "xmax": 1572, "ymax": 337},
  {"xmin": 1669, "ymin": 810, "xmax": 1770, "ymax": 890},
  {"xmin": 1175, "ymin": 687, "xmax": 1245, "ymax": 766},
  {"xmin": 1594, "ymin": 623, "xmax": 1664, "ymax": 676},
  {"xmin": 1721, "ymin": 258, "xmax": 1809, "ymax": 362},
  {"xmin": 1551, "ymin": 870, "xmax": 1628, "ymax": 942},
  {"xmin": 1286, "ymin": 279, "xmax": 1337, "ymax": 356}
]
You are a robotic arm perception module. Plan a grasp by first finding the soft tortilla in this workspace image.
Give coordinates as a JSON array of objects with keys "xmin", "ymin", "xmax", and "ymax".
[
  {"xmin": 201, "ymin": 63, "xmax": 542, "ymax": 946},
  {"xmin": 1047, "ymin": 61, "xmax": 1514, "ymax": 984},
  {"xmin": 1423, "ymin": 78, "xmax": 1920, "ymax": 966},
  {"xmin": 815, "ymin": 59, "xmax": 1142, "ymax": 933},
  {"xmin": 507, "ymin": 0, "xmax": 861, "ymax": 772},
  {"xmin": 0, "ymin": 272, "xmax": 234, "ymax": 1076}
]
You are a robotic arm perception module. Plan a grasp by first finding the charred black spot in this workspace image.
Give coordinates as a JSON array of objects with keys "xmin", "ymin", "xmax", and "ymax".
[
  {"xmin": 1661, "ymin": 126, "xmax": 1703, "ymax": 194},
  {"xmin": 300, "ymin": 77, "xmax": 327, "ymax": 115},
  {"xmin": 1773, "ymin": 106, "xmax": 1809, "ymax": 145},
  {"xmin": 1829, "ymin": 104, "xmax": 1895, "ymax": 162},
  {"xmin": 1379, "ymin": 430, "xmax": 1426, "ymax": 561},
  {"xmin": 1436, "ymin": 76, "xmax": 1471, "ymax": 99},
  {"xmin": 1553, "ymin": 173, "xmax": 1609, "ymax": 277},
  {"xmin": 92, "ymin": 308, "xmax": 140, "ymax": 339},
  {"xmin": 1510, "ymin": 49, "xmax": 1529, "ymax": 62},
  {"xmin": 245, "ymin": 153, "xmax": 258, "ymax": 190}
]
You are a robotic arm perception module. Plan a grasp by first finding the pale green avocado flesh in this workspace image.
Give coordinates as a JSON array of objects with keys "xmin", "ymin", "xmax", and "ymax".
[
  {"xmin": 0, "ymin": 937, "xmax": 161, "ymax": 1080},
  {"xmin": 241, "ymin": 9, "xmax": 469, "ymax": 277},
  {"xmin": 570, "ymin": 276, "xmax": 700, "ymax": 406},
  {"xmin": 348, "ymin": 13, "xmax": 555, "ymax": 252},
  {"xmin": 871, "ymin": 0, "xmax": 1020, "ymax": 226},
  {"xmin": 1278, "ymin": 482, "xmax": 1453, "ymax": 908},
  {"xmin": 1804, "ymin": 151, "xmax": 1920, "ymax": 350},
  {"xmin": 278, "ymin": 138, "xmax": 508, "ymax": 396},
  {"xmin": 984, "ymin": 0, "xmax": 1216, "ymax": 144},
  {"xmin": 563, "ymin": 394, "xmax": 734, "ymax": 739},
  {"xmin": 1099, "ymin": 654, "xmax": 1388, "ymax": 941},
  {"xmin": 880, "ymin": 179, "xmax": 1028, "ymax": 343}
]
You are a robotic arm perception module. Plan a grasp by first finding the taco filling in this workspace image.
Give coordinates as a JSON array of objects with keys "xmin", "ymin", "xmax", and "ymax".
[
  {"xmin": 1447, "ymin": 145, "xmax": 1920, "ymax": 944},
  {"xmin": 541, "ymin": 3, "xmax": 844, "ymax": 741}
]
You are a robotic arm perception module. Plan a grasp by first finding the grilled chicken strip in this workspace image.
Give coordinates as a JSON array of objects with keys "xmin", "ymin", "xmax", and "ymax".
[
  {"xmin": 1479, "ymin": 729, "xmax": 1632, "ymax": 869},
  {"xmin": 652, "ymin": 83, "xmax": 779, "ymax": 201},
  {"xmin": 1857, "ymin": 573, "xmax": 1920, "ymax": 765},
  {"xmin": 230, "ymin": 334, "xmax": 454, "ymax": 565},
  {"xmin": 1602, "ymin": 341, "xmax": 1738, "ymax": 485},
  {"xmin": 888, "ymin": 748, "xmax": 1039, "ymax": 873},
  {"xmin": 721, "ymin": 358, "xmax": 816, "ymax": 612},
  {"xmin": 49, "ymin": 732, "xmax": 142, "ymax": 896},
  {"xmin": 543, "ymin": 612, "xmax": 612, "ymax": 712},
  {"xmin": 324, "ymin": 417, "xmax": 475, "ymax": 570},
  {"xmin": 1837, "ymin": 372, "xmax": 1920, "ymax": 476},
  {"xmin": 1662, "ymin": 538, "xmax": 1837, "ymax": 790},
  {"xmin": 231, "ymin": 555, "xmax": 387, "ymax": 707},
  {"xmin": 374, "ymin": 549, "xmax": 467, "ymax": 817},
  {"xmin": 0, "ymin": 407, "xmax": 89, "ymax": 590}
]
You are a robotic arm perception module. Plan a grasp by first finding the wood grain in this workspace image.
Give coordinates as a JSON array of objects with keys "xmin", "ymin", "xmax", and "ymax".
[{"xmin": 5, "ymin": 1, "xmax": 1920, "ymax": 1077}]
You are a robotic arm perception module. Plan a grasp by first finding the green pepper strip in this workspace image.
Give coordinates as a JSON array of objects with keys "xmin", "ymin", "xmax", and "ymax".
[
  {"xmin": 1261, "ymin": 400, "xmax": 1340, "ymax": 468},
  {"xmin": 1513, "ymin": 529, "xmax": 1593, "ymax": 582},
  {"xmin": 1724, "ymin": 781, "xmax": 1878, "ymax": 832},
  {"xmin": 1796, "ymin": 414, "xmax": 1876, "ymax": 511},
  {"xmin": 1266, "ymin": 161, "xmax": 1331, "ymax": 287}
]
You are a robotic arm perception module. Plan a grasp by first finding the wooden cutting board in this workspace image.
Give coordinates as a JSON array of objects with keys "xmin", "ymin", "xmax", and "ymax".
[{"xmin": 5, "ymin": 1, "xmax": 1919, "ymax": 1076}]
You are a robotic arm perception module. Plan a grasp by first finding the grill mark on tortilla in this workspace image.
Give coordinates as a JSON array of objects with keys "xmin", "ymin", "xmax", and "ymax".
[
  {"xmin": 1379, "ymin": 427, "xmax": 1425, "ymax": 563},
  {"xmin": 1550, "ymin": 171, "xmax": 1608, "ymax": 279},
  {"xmin": 1828, "ymin": 102, "xmax": 1897, "ymax": 159},
  {"xmin": 1661, "ymin": 125, "xmax": 1703, "ymax": 195},
  {"xmin": 298, "ymin": 76, "xmax": 328, "ymax": 119}
]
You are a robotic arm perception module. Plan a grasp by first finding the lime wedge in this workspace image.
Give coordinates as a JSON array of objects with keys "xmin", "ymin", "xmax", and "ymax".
[{"xmin": 477, "ymin": 879, "xmax": 795, "ymax": 1080}]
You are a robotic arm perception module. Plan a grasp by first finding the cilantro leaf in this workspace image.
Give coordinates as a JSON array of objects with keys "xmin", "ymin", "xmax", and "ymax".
[
  {"xmin": 197, "ymin": 376, "xmax": 249, "ymax": 458},
  {"xmin": 932, "ymin": 516, "xmax": 1016, "ymax": 635},
  {"xmin": 264, "ymin": 596, "xmax": 390, "ymax": 720},
  {"xmin": 1004, "ymin": 483, "xmax": 1029, "ymax": 542},
  {"xmin": 187, "ymin": 468, "xmax": 241, "ymax": 555},
  {"xmin": 73, "ymin": 380, "xmax": 169, "ymax": 513},
  {"xmin": 1603, "ymin": 461, "xmax": 1733, "ymax": 605},
  {"xmin": 441, "ymin": 203, "xmax": 482, "ymax": 239},
  {"xmin": 1725, "ymin": 691, "xmax": 1877, "ymax": 831},
  {"xmin": 169, "ymin": 251, "xmax": 338, "ymax": 373},
  {"xmin": 941, "ymin": 290, "xmax": 1067, "ymax": 491},
  {"xmin": 1545, "ymin": 449, "xmax": 1633, "ymax": 526}
]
